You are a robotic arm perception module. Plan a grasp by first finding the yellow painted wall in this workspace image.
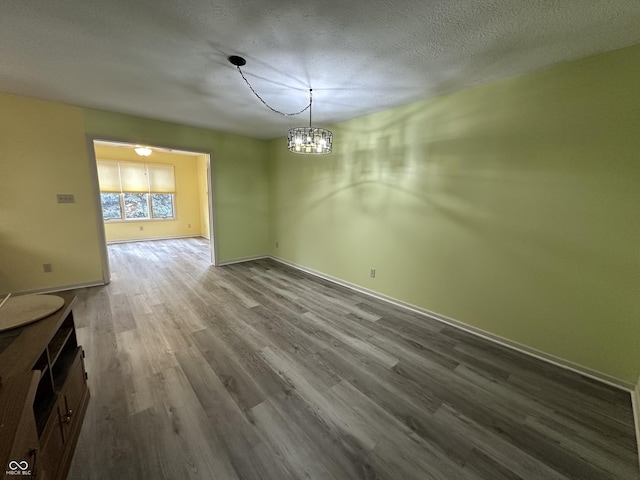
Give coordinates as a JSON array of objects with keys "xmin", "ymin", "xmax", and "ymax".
[
  {"xmin": 93, "ymin": 144, "xmax": 202, "ymax": 242},
  {"xmin": 269, "ymin": 43, "xmax": 640, "ymax": 384},
  {"xmin": 0, "ymin": 94, "xmax": 103, "ymax": 293},
  {"xmin": 196, "ymin": 155, "xmax": 210, "ymax": 239},
  {"xmin": 0, "ymin": 94, "xmax": 270, "ymax": 294}
]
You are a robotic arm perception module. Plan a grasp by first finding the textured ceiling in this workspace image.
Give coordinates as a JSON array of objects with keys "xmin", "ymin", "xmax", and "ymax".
[{"xmin": 2, "ymin": 0, "xmax": 640, "ymax": 139}]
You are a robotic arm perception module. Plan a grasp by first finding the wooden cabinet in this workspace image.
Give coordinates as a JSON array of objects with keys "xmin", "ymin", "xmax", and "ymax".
[
  {"xmin": 39, "ymin": 397, "xmax": 66, "ymax": 480},
  {"xmin": 6, "ymin": 373, "xmax": 40, "ymax": 478},
  {"xmin": 0, "ymin": 293, "xmax": 89, "ymax": 480}
]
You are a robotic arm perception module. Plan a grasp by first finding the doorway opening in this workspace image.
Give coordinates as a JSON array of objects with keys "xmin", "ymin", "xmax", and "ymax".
[{"xmin": 87, "ymin": 139, "xmax": 217, "ymax": 284}]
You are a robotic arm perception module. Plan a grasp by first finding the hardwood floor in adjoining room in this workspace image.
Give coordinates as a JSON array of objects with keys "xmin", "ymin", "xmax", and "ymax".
[{"xmin": 67, "ymin": 238, "xmax": 639, "ymax": 480}]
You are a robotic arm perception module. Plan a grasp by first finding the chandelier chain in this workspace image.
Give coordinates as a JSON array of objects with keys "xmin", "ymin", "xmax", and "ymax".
[{"xmin": 236, "ymin": 66, "xmax": 311, "ymax": 117}]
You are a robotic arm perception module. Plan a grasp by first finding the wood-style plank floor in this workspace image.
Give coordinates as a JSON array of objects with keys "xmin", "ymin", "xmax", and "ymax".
[{"xmin": 68, "ymin": 238, "xmax": 639, "ymax": 480}]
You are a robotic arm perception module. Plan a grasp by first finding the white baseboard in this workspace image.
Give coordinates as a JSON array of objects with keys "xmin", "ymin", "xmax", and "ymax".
[
  {"xmin": 218, "ymin": 255, "xmax": 269, "ymax": 266},
  {"xmin": 106, "ymin": 234, "xmax": 201, "ymax": 244},
  {"xmin": 0, "ymin": 280, "xmax": 106, "ymax": 297},
  {"xmin": 269, "ymin": 255, "xmax": 634, "ymax": 392},
  {"xmin": 632, "ymin": 378, "xmax": 640, "ymax": 470}
]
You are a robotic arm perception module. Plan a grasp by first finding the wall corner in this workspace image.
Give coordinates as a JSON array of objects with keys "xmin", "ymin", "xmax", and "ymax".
[{"xmin": 632, "ymin": 376, "xmax": 640, "ymax": 471}]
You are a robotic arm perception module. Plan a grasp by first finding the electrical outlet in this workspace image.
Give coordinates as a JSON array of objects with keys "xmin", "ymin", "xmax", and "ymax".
[
  {"xmin": 43, "ymin": 263, "xmax": 53, "ymax": 273},
  {"xmin": 188, "ymin": 224, "xmax": 191, "ymax": 228},
  {"xmin": 139, "ymin": 226, "xmax": 144, "ymax": 231},
  {"xmin": 370, "ymin": 268, "xmax": 376, "ymax": 278},
  {"xmin": 276, "ymin": 241, "xmax": 279, "ymax": 248}
]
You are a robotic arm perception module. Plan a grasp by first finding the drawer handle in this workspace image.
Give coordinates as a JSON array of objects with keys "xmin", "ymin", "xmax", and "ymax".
[{"xmin": 63, "ymin": 409, "xmax": 73, "ymax": 423}]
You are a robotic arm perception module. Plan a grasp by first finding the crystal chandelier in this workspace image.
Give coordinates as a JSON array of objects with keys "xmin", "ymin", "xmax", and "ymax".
[
  {"xmin": 287, "ymin": 89, "xmax": 332, "ymax": 154},
  {"xmin": 229, "ymin": 55, "xmax": 333, "ymax": 155}
]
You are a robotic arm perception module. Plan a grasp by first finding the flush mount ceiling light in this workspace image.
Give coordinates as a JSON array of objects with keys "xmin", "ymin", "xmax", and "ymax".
[
  {"xmin": 134, "ymin": 146, "xmax": 152, "ymax": 157},
  {"xmin": 228, "ymin": 55, "xmax": 332, "ymax": 155}
]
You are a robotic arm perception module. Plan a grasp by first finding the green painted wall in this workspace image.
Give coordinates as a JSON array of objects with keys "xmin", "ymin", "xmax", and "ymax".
[
  {"xmin": 268, "ymin": 44, "xmax": 640, "ymax": 384},
  {"xmin": 2, "ymin": 44, "xmax": 638, "ymax": 384},
  {"xmin": 83, "ymin": 109, "xmax": 270, "ymax": 262}
]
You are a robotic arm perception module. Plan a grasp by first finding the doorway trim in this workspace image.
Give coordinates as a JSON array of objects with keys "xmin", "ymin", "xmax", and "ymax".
[{"xmin": 86, "ymin": 135, "xmax": 218, "ymax": 284}]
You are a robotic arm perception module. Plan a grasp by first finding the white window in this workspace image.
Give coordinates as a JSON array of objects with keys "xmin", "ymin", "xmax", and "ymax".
[{"xmin": 97, "ymin": 160, "xmax": 176, "ymax": 221}]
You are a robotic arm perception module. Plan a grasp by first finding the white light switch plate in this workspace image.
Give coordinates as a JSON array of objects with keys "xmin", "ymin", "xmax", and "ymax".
[{"xmin": 56, "ymin": 194, "xmax": 75, "ymax": 203}]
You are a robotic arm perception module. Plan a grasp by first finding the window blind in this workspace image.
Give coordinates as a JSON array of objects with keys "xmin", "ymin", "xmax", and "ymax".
[
  {"xmin": 148, "ymin": 164, "xmax": 175, "ymax": 193},
  {"xmin": 97, "ymin": 160, "xmax": 176, "ymax": 194},
  {"xmin": 96, "ymin": 160, "xmax": 121, "ymax": 193},
  {"xmin": 119, "ymin": 161, "xmax": 148, "ymax": 193}
]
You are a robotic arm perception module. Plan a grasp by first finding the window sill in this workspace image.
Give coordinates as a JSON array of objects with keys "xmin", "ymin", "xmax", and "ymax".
[{"xmin": 104, "ymin": 218, "xmax": 176, "ymax": 223}]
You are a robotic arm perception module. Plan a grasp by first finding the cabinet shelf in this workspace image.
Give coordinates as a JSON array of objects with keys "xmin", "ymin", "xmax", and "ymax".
[
  {"xmin": 48, "ymin": 326, "xmax": 73, "ymax": 366},
  {"xmin": 53, "ymin": 346, "xmax": 81, "ymax": 390}
]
